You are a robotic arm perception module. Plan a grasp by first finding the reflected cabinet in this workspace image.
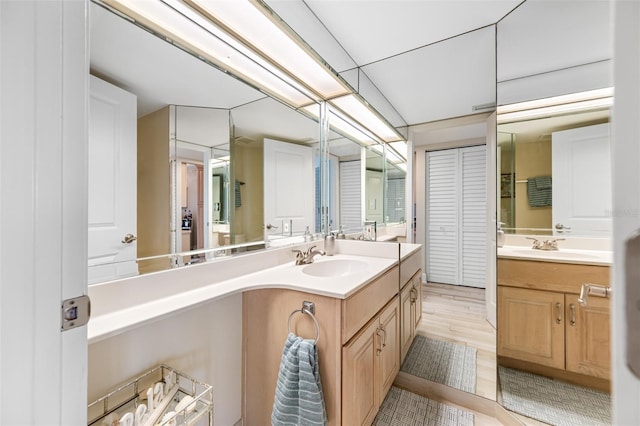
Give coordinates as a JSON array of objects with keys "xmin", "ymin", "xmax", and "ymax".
[{"xmin": 497, "ymin": 259, "xmax": 611, "ymax": 388}]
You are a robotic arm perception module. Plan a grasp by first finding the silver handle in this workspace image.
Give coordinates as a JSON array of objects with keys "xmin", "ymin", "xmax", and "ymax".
[
  {"xmin": 265, "ymin": 223, "xmax": 278, "ymax": 230},
  {"xmin": 121, "ymin": 233, "xmax": 137, "ymax": 244},
  {"xmin": 376, "ymin": 328, "xmax": 383, "ymax": 356},
  {"xmin": 578, "ymin": 283, "xmax": 612, "ymax": 306},
  {"xmin": 570, "ymin": 303, "xmax": 576, "ymax": 327},
  {"xmin": 380, "ymin": 324, "xmax": 387, "ymax": 348},
  {"xmin": 410, "ymin": 287, "xmax": 417, "ymax": 303},
  {"xmin": 556, "ymin": 302, "xmax": 562, "ymax": 324}
]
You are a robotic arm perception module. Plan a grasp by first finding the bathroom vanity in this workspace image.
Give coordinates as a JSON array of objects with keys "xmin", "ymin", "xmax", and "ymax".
[
  {"xmin": 243, "ymin": 243, "xmax": 422, "ymax": 425},
  {"xmin": 497, "ymin": 246, "xmax": 612, "ymax": 389}
]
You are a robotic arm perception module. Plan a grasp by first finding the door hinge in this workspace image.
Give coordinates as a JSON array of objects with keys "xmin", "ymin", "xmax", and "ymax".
[{"xmin": 61, "ymin": 295, "xmax": 91, "ymax": 331}]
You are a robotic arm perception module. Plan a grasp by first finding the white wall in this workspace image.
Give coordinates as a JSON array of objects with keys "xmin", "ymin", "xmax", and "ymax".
[{"xmin": 88, "ymin": 294, "xmax": 243, "ymax": 426}]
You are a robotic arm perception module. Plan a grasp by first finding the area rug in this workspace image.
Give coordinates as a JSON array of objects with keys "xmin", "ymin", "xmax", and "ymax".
[
  {"xmin": 499, "ymin": 366, "xmax": 611, "ymax": 426},
  {"xmin": 401, "ymin": 335, "xmax": 477, "ymax": 393},
  {"xmin": 372, "ymin": 386, "xmax": 474, "ymax": 426}
]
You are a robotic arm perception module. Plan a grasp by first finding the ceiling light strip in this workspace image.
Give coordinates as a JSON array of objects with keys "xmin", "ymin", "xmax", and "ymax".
[
  {"xmin": 330, "ymin": 94, "xmax": 404, "ymax": 143},
  {"xmin": 497, "ymin": 87, "xmax": 614, "ymax": 115},
  {"xmin": 497, "ymin": 97, "xmax": 613, "ymax": 124},
  {"xmin": 184, "ymin": 0, "xmax": 351, "ymax": 100},
  {"xmin": 101, "ymin": 0, "xmax": 316, "ymax": 107}
]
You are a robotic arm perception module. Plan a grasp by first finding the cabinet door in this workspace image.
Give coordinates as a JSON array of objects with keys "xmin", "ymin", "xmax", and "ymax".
[
  {"xmin": 565, "ymin": 294, "xmax": 611, "ymax": 379},
  {"xmin": 400, "ymin": 283, "xmax": 414, "ymax": 363},
  {"xmin": 498, "ymin": 286, "xmax": 565, "ymax": 369},
  {"xmin": 412, "ymin": 271, "xmax": 423, "ymax": 330},
  {"xmin": 378, "ymin": 299, "xmax": 400, "ymax": 405},
  {"xmin": 342, "ymin": 319, "xmax": 379, "ymax": 426}
]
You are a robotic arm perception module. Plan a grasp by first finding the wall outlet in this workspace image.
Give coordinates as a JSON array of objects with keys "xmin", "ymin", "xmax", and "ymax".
[{"xmin": 283, "ymin": 221, "xmax": 290, "ymax": 235}]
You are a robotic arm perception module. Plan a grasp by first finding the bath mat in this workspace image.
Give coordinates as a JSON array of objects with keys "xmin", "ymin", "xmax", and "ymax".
[
  {"xmin": 372, "ymin": 386, "xmax": 474, "ymax": 426},
  {"xmin": 499, "ymin": 366, "xmax": 611, "ymax": 426},
  {"xmin": 401, "ymin": 335, "xmax": 477, "ymax": 393}
]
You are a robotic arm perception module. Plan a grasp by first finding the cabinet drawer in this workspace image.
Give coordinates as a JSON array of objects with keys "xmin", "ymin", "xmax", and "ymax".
[
  {"xmin": 498, "ymin": 258, "xmax": 610, "ymax": 294},
  {"xmin": 342, "ymin": 265, "xmax": 399, "ymax": 344},
  {"xmin": 400, "ymin": 250, "xmax": 421, "ymax": 287}
]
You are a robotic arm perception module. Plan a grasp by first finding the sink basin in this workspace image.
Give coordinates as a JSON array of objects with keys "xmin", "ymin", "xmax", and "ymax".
[{"xmin": 302, "ymin": 259, "xmax": 368, "ymax": 277}]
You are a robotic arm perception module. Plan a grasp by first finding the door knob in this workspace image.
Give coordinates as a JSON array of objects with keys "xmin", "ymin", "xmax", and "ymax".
[
  {"xmin": 265, "ymin": 223, "xmax": 278, "ymax": 230},
  {"xmin": 121, "ymin": 233, "xmax": 137, "ymax": 244}
]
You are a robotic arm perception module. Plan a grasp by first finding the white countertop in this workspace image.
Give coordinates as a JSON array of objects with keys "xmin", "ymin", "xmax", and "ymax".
[
  {"xmin": 88, "ymin": 253, "xmax": 397, "ymax": 344},
  {"xmin": 498, "ymin": 245, "xmax": 612, "ymax": 266}
]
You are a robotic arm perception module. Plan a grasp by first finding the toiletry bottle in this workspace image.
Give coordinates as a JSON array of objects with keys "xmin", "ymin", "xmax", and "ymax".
[
  {"xmin": 325, "ymin": 232, "xmax": 335, "ymax": 256},
  {"xmin": 337, "ymin": 225, "xmax": 346, "ymax": 239},
  {"xmin": 303, "ymin": 226, "xmax": 312, "ymax": 242},
  {"xmin": 497, "ymin": 222, "xmax": 505, "ymax": 248}
]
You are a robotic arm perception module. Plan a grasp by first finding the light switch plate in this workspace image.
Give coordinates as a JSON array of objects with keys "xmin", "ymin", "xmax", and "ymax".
[{"xmin": 626, "ymin": 230, "xmax": 640, "ymax": 378}]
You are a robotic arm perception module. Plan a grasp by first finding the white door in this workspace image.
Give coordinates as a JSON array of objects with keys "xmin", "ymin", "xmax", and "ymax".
[
  {"xmin": 88, "ymin": 76, "xmax": 138, "ymax": 283},
  {"xmin": 339, "ymin": 160, "xmax": 362, "ymax": 229},
  {"xmin": 264, "ymin": 138, "xmax": 314, "ymax": 239},
  {"xmin": 1, "ymin": 1, "xmax": 87, "ymax": 422},
  {"xmin": 552, "ymin": 123, "xmax": 611, "ymax": 236},
  {"xmin": 612, "ymin": 1, "xmax": 640, "ymax": 423},
  {"xmin": 426, "ymin": 146, "xmax": 487, "ymax": 288}
]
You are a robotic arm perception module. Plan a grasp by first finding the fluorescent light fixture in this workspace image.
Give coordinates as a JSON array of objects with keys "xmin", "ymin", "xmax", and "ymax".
[
  {"xmin": 184, "ymin": 0, "xmax": 351, "ymax": 100},
  {"xmin": 302, "ymin": 105, "xmax": 378, "ymax": 146},
  {"xmin": 102, "ymin": 0, "xmax": 316, "ymax": 107},
  {"xmin": 497, "ymin": 97, "xmax": 613, "ymax": 124},
  {"xmin": 497, "ymin": 87, "xmax": 614, "ymax": 123},
  {"xmin": 330, "ymin": 94, "xmax": 404, "ymax": 143},
  {"xmin": 388, "ymin": 141, "xmax": 407, "ymax": 161}
]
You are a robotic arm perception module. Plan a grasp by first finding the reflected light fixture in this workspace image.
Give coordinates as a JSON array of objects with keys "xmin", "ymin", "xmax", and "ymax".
[
  {"xmin": 101, "ymin": 0, "xmax": 317, "ymax": 107},
  {"xmin": 100, "ymin": 0, "xmax": 405, "ymax": 144},
  {"xmin": 302, "ymin": 104, "xmax": 378, "ymax": 146},
  {"xmin": 497, "ymin": 87, "xmax": 613, "ymax": 124}
]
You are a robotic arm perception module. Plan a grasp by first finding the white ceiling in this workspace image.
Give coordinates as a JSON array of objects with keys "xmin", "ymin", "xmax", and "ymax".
[{"xmin": 89, "ymin": 0, "xmax": 612, "ymax": 148}]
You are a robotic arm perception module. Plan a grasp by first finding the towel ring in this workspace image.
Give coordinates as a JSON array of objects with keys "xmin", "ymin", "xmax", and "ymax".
[{"xmin": 287, "ymin": 305, "xmax": 320, "ymax": 345}]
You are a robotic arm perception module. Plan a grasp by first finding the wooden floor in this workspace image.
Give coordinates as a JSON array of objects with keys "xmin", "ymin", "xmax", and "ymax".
[{"xmin": 395, "ymin": 282, "xmax": 503, "ymax": 425}]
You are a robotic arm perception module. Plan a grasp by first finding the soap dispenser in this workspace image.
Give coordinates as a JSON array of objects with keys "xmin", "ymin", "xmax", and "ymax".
[
  {"xmin": 497, "ymin": 222, "xmax": 505, "ymax": 248},
  {"xmin": 324, "ymin": 232, "xmax": 335, "ymax": 256}
]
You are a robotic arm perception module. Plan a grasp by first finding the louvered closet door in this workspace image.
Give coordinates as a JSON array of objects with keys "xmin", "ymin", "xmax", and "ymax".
[
  {"xmin": 426, "ymin": 146, "xmax": 487, "ymax": 287},
  {"xmin": 461, "ymin": 146, "xmax": 487, "ymax": 288},
  {"xmin": 426, "ymin": 150, "xmax": 459, "ymax": 284},
  {"xmin": 340, "ymin": 160, "xmax": 362, "ymax": 229}
]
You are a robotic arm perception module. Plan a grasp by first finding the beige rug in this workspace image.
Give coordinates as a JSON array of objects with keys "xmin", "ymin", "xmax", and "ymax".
[{"xmin": 373, "ymin": 386, "xmax": 474, "ymax": 425}]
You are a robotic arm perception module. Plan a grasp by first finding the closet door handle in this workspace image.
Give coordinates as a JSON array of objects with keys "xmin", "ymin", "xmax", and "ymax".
[
  {"xmin": 556, "ymin": 302, "xmax": 562, "ymax": 324},
  {"xmin": 570, "ymin": 303, "xmax": 576, "ymax": 327}
]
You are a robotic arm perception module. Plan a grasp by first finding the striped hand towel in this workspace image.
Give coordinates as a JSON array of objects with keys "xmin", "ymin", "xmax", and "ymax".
[
  {"xmin": 272, "ymin": 333, "xmax": 327, "ymax": 426},
  {"xmin": 527, "ymin": 176, "xmax": 552, "ymax": 207}
]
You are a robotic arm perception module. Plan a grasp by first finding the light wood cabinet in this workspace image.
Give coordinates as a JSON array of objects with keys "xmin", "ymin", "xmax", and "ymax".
[
  {"xmin": 565, "ymin": 294, "xmax": 611, "ymax": 379},
  {"xmin": 400, "ymin": 270, "xmax": 422, "ymax": 362},
  {"xmin": 497, "ymin": 258, "xmax": 611, "ymax": 383},
  {"xmin": 498, "ymin": 286, "xmax": 565, "ymax": 369},
  {"xmin": 342, "ymin": 298, "xmax": 399, "ymax": 426},
  {"xmin": 243, "ymin": 264, "xmax": 400, "ymax": 426}
]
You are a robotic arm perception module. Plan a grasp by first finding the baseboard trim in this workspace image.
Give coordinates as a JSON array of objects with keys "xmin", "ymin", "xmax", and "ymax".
[{"xmin": 393, "ymin": 371, "xmax": 524, "ymax": 425}]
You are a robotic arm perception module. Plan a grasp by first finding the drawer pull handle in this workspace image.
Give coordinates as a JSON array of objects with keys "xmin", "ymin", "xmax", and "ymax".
[
  {"xmin": 556, "ymin": 302, "xmax": 562, "ymax": 324},
  {"xmin": 570, "ymin": 303, "xmax": 576, "ymax": 327},
  {"xmin": 578, "ymin": 283, "xmax": 612, "ymax": 306},
  {"xmin": 376, "ymin": 328, "xmax": 383, "ymax": 355}
]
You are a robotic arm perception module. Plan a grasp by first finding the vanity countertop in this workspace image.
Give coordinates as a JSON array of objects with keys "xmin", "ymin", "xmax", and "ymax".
[
  {"xmin": 88, "ymin": 251, "xmax": 397, "ymax": 344},
  {"xmin": 498, "ymin": 245, "xmax": 612, "ymax": 266},
  {"xmin": 400, "ymin": 243, "xmax": 422, "ymax": 260}
]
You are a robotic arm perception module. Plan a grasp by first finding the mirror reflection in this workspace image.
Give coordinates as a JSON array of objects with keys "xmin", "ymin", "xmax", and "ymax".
[
  {"xmin": 498, "ymin": 107, "xmax": 611, "ymax": 237},
  {"xmin": 88, "ymin": 1, "xmax": 407, "ymax": 284}
]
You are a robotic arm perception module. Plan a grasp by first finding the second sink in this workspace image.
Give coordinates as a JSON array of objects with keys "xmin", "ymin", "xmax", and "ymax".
[{"xmin": 302, "ymin": 259, "xmax": 368, "ymax": 277}]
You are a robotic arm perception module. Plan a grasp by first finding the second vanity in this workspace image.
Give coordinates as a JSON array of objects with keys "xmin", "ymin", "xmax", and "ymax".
[{"xmin": 497, "ymin": 241, "xmax": 612, "ymax": 390}]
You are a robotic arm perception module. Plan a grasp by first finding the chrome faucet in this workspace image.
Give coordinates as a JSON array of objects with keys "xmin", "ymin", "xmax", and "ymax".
[
  {"xmin": 292, "ymin": 246, "xmax": 326, "ymax": 265},
  {"xmin": 526, "ymin": 237, "xmax": 565, "ymax": 250}
]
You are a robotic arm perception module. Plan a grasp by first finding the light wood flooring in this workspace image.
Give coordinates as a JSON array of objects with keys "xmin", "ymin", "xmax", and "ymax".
[{"xmin": 393, "ymin": 282, "xmax": 506, "ymax": 425}]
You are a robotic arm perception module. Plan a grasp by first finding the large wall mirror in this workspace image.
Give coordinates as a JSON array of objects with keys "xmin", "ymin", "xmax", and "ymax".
[
  {"xmin": 87, "ymin": 0, "xmax": 407, "ymax": 284},
  {"xmin": 495, "ymin": 0, "xmax": 612, "ymax": 424}
]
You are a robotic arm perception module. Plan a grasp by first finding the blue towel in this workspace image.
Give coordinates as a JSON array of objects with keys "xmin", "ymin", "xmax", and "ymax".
[
  {"xmin": 527, "ymin": 176, "xmax": 552, "ymax": 207},
  {"xmin": 272, "ymin": 333, "xmax": 327, "ymax": 426}
]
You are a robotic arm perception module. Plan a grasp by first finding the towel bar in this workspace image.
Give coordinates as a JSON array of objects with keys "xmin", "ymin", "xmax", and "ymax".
[{"xmin": 288, "ymin": 301, "xmax": 320, "ymax": 344}]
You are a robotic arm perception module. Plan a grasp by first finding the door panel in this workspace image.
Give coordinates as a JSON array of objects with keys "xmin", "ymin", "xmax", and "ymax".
[{"xmin": 88, "ymin": 75, "xmax": 137, "ymax": 283}]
